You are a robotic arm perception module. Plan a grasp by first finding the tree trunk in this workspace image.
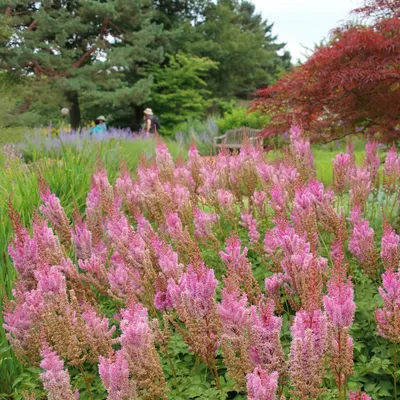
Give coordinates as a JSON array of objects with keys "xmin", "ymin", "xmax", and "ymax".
[
  {"xmin": 67, "ymin": 91, "xmax": 81, "ymax": 131},
  {"xmin": 132, "ymin": 106, "xmax": 144, "ymax": 132}
]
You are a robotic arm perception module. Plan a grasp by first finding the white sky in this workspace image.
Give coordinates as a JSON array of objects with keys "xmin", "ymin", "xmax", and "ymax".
[{"xmin": 252, "ymin": 0, "xmax": 358, "ymax": 62}]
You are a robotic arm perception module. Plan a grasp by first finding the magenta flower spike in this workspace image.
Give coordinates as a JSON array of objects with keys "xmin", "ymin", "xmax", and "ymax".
[
  {"xmin": 99, "ymin": 350, "xmax": 136, "ymax": 400},
  {"xmin": 40, "ymin": 341, "xmax": 76, "ymax": 400},
  {"xmin": 246, "ymin": 368, "xmax": 279, "ymax": 400}
]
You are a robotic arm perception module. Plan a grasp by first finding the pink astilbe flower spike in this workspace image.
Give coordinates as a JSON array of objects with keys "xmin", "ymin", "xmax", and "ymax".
[
  {"xmin": 332, "ymin": 153, "xmax": 351, "ymax": 195},
  {"xmin": 240, "ymin": 212, "xmax": 260, "ymax": 245},
  {"xmin": 165, "ymin": 212, "xmax": 184, "ymax": 239},
  {"xmin": 249, "ymin": 298, "xmax": 285, "ymax": 374},
  {"xmin": 168, "ymin": 263, "xmax": 218, "ymax": 318},
  {"xmin": 119, "ymin": 304, "xmax": 167, "ymax": 398},
  {"xmin": 217, "ymin": 189, "xmax": 235, "ymax": 212},
  {"xmin": 35, "ymin": 267, "xmax": 67, "ymax": 296},
  {"xmin": 107, "ymin": 256, "xmax": 143, "ymax": 300},
  {"xmin": 323, "ymin": 277, "xmax": 355, "ymax": 329},
  {"xmin": 246, "ymin": 368, "xmax": 279, "ymax": 400},
  {"xmin": 348, "ymin": 206, "xmax": 379, "ymax": 277},
  {"xmin": 219, "ymin": 234, "xmax": 261, "ymax": 304},
  {"xmin": 383, "ymin": 146, "xmax": 399, "ymax": 194},
  {"xmin": 8, "ymin": 221, "xmax": 38, "ymax": 284},
  {"xmin": 155, "ymin": 139, "xmax": 174, "ymax": 173},
  {"xmin": 33, "ymin": 217, "xmax": 64, "ymax": 267},
  {"xmin": 376, "ymin": 270, "xmax": 400, "ymax": 342},
  {"xmin": 251, "ymin": 190, "xmax": 267, "ymax": 215},
  {"xmin": 99, "ymin": 350, "xmax": 136, "ymax": 400},
  {"xmin": 194, "ymin": 208, "xmax": 219, "ymax": 240},
  {"xmin": 72, "ymin": 221, "xmax": 93, "ymax": 261},
  {"xmin": 349, "ymin": 167, "xmax": 372, "ymax": 211},
  {"xmin": 218, "ymin": 289, "xmax": 250, "ymax": 331},
  {"xmin": 265, "ymin": 274, "xmax": 283, "ymax": 313},
  {"xmin": 38, "ymin": 180, "xmax": 71, "ymax": 246},
  {"xmin": 40, "ymin": 341, "xmax": 77, "ymax": 400},
  {"xmin": 3, "ymin": 289, "xmax": 44, "ymax": 361},
  {"xmin": 346, "ymin": 140, "xmax": 356, "ymax": 165},
  {"xmin": 381, "ymin": 217, "xmax": 400, "ymax": 271},
  {"xmin": 269, "ymin": 184, "xmax": 289, "ymax": 218},
  {"xmin": 198, "ymin": 164, "xmax": 219, "ymax": 200},
  {"xmin": 364, "ymin": 140, "xmax": 380, "ymax": 184},
  {"xmin": 289, "ymin": 309, "xmax": 328, "ymax": 398},
  {"xmin": 167, "ymin": 261, "xmax": 220, "ymax": 365},
  {"xmin": 349, "ymin": 391, "xmax": 372, "ymax": 400}
]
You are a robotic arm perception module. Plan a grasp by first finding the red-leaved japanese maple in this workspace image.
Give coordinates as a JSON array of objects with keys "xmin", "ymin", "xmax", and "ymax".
[{"xmin": 253, "ymin": 0, "xmax": 400, "ymax": 143}]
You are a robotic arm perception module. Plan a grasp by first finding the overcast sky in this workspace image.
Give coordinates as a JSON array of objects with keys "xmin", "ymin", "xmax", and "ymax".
[{"xmin": 251, "ymin": 0, "xmax": 358, "ymax": 62}]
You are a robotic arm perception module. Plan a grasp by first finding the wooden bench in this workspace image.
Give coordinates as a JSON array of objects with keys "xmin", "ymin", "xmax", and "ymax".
[{"xmin": 213, "ymin": 127, "xmax": 262, "ymax": 154}]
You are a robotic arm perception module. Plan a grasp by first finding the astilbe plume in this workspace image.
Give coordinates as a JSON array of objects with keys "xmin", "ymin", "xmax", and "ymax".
[
  {"xmin": 119, "ymin": 304, "xmax": 167, "ymax": 399},
  {"xmin": 155, "ymin": 138, "xmax": 174, "ymax": 180},
  {"xmin": 289, "ymin": 309, "xmax": 328, "ymax": 399},
  {"xmin": 364, "ymin": 140, "xmax": 380, "ymax": 186},
  {"xmin": 99, "ymin": 350, "xmax": 137, "ymax": 400},
  {"xmin": 115, "ymin": 167, "xmax": 140, "ymax": 215},
  {"xmin": 348, "ymin": 206, "xmax": 379, "ymax": 277},
  {"xmin": 376, "ymin": 270, "xmax": 400, "ymax": 342},
  {"xmin": 291, "ymin": 185, "xmax": 319, "ymax": 249},
  {"xmin": 217, "ymin": 189, "xmax": 235, "ymax": 213},
  {"xmin": 220, "ymin": 235, "xmax": 261, "ymax": 303},
  {"xmin": 252, "ymin": 190, "xmax": 267, "ymax": 216},
  {"xmin": 249, "ymin": 298, "xmax": 285, "ymax": 375},
  {"xmin": 346, "ymin": 141, "xmax": 356, "ymax": 166},
  {"xmin": 349, "ymin": 391, "xmax": 372, "ymax": 400},
  {"xmin": 269, "ymin": 184, "xmax": 289, "ymax": 219},
  {"xmin": 39, "ymin": 179, "xmax": 71, "ymax": 247},
  {"xmin": 3, "ymin": 288, "xmax": 44, "ymax": 363},
  {"xmin": 279, "ymin": 229, "xmax": 328, "ymax": 311},
  {"xmin": 165, "ymin": 212, "xmax": 196, "ymax": 259},
  {"xmin": 289, "ymin": 126, "xmax": 315, "ymax": 182},
  {"xmin": 240, "ymin": 212, "xmax": 260, "ymax": 245},
  {"xmin": 33, "ymin": 217, "xmax": 64, "ymax": 267},
  {"xmin": 257, "ymin": 162, "xmax": 276, "ymax": 192},
  {"xmin": 218, "ymin": 289, "xmax": 253, "ymax": 388},
  {"xmin": 383, "ymin": 146, "xmax": 399, "ymax": 194},
  {"xmin": 349, "ymin": 167, "xmax": 372, "ymax": 211},
  {"xmin": 167, "ymin": 262, "xmax": 221, "ymax": 370},
  {"xmin": 152, "ymin": 238, "xmax": 184, "ymax": 311},
  {"xmin": 193, "ymin": 208, "xmax": 219, "ymax": 242},
  {"xmin": 72, "ymin": 220, "xmax": 93, "ymax": 261},
  {"xmin": 40, "ymin": 341, "xmax": 77, "ymax": 400},
  {"xmin": 7, "ymin": 207, "xmax": 38, "ymax": 286},
  {"xmin": 332, "ymin": 153, "xmax": 351, "ymax": 195},
  {"xmin": 198, "ymin": 163, "xmax": 219, "ymax": 201},
  {"xmin": 381, "ymin": 216, "xmax": 400, "ymax": 271},
  {"xmin": 323, "ymin": 258, "xmax": 355, "ymax": 392},
  {"xmin": 246, "ymin": 368, "xmax": 279, "ymax": 400},
  {"xmin": 264, "ymin": 274, "xmax": 283, "ymax": 314}
]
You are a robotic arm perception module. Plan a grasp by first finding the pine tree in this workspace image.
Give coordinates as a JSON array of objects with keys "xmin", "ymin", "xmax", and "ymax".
[{"xmin": 0, "ymin": 0, "xmax": 163, "ymax": 129}]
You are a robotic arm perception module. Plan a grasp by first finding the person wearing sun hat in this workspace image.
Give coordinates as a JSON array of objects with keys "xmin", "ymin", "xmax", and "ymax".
[
  {"xmin": 89, "ymin": 115, "xmax": 108, "ymax": 139},
  {"xmin": 143, "ymin": 108, "xmax": 160, "ymax": 135}
]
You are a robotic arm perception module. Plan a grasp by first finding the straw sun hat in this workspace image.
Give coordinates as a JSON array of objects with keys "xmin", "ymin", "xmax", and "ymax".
[
  {"xmin": 96, "ymin": 116, "xmax": 106, "ymax": 121},
  {"xmin": 143, "ymin": 108, "xmax": 153, "ymax": 115}
]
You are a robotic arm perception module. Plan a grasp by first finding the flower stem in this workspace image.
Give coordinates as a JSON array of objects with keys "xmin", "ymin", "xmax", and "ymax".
[
  {"xmin": 79, "ymin": 364, "xmax": 94, "ymax": 400},
  {"xmin": 394, "ymin": 341, "xmax": 398, "ymax": 400}
]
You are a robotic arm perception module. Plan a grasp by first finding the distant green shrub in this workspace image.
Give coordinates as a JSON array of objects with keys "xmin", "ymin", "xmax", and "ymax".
[{"xmin": 217, "ymin": 107, "xmax": 270, "ymax": 133}]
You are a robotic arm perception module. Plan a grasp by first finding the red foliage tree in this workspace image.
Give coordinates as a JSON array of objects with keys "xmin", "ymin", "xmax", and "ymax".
[{"xmin": 254, "ymin": 0, "xmax": 400, "ymax": 144}]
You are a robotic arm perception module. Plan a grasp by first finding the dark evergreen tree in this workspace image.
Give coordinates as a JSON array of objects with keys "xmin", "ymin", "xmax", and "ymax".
[{"xmin": 0, "ymin": 0, "xmax": 163, "ymax": 129}]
